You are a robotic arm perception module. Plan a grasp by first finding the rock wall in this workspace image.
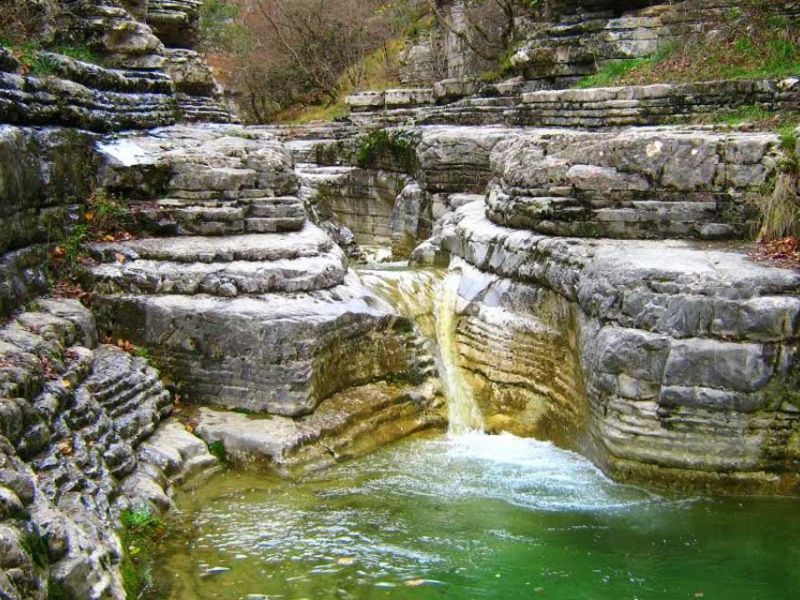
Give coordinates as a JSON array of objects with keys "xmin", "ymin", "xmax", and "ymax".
[
  {"xmin": 0, "ymin": 299, "xmax": 216, "ymax": 599},
  {"xmin": 399, "ymin": 0, "xmax": 800, "ymax": 88},
  {"xmin": 486, "ymin": 127, "xmax": 782, "ymax": 240},
  {"xmin": 0, "ymin": 126, "xmax": 97, "ymax": 316},
  {"xmin": 0, "ymin": 0, "xmax": 234, "ymax": 131}
]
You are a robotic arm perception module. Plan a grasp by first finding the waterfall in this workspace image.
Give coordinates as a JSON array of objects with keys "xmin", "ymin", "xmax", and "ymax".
[
  {"xmin": 360, "ymin": 266, "xmax": 485, "ymax": 435},
  {"xmin": 434, "ymin": 271, "xmax": 485, "ymax": 434}
]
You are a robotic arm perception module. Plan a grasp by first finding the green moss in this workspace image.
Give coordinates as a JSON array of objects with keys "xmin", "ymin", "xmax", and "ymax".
[
  {"xmin": 21, "ymin": 530, "xmax": 49, "ymax": 569},
  {"xmin": 207, "ymin": 440, "xmax": 228, "ymax": 463},
  {"xmin": 47, "ymin": 578, "xmax": 67, "ymax": 600},
  {"xmin": 356, "ymin": 129, "xmax": 421, "ymax": 174},
  {"xmin": 119, "ymin": 508, "xmax": 167, "ymax": 599}
]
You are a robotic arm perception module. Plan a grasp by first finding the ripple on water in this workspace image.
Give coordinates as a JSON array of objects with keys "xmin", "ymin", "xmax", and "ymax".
[{"xmin": 155, "ymin": 433, "xmax": 800, "ymax": 600}]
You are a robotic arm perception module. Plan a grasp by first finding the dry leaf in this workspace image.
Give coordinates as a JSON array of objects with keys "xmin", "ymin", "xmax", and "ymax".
[
  {"xmin": 114, "ymin": 253, "xmax": 126, "ymax": 264},
  {"xmin": 84, "ymin": 211, "xmax": 95, "ymax": 222}
]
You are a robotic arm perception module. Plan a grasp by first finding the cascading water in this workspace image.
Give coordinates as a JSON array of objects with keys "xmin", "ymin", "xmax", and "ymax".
[
  {"xmin": 360, "ymin": 265, "xmax": 484, "ymax": 434},
  {"xmin": 433, "ymin": 270, "xmax": 485, "ymax": 434}
]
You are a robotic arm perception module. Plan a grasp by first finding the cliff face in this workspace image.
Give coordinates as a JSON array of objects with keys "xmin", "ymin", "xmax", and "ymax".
[{"xmin": 401, "ymin": 0, "xmax": 800, "ymax": 88}]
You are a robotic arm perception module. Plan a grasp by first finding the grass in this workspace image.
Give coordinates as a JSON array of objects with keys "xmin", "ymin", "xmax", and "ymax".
[
  {"xmin": 119, "ymin": 508, "xmax": 168, "ymax": 599},
  {"xmin": 0, "ymin": 38, "xmax": 98, "ymax": 75},
  {"xmin": 207, "ymin": 440, "xmax": 228, "ymax": 463},
  {"xmin": 577, "ymin": 7, "xmax": 800, "ymax": 89}
]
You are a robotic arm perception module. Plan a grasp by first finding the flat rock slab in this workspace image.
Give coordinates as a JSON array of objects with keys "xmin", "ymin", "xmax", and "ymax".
[
  {"xmin": 89, "ymin": 223, "xmax": 335, "ymax": 264},
  {"xmin": 448, "ymin": 202, "xmax": 800, "ymax": 342},
  {"xmin": 193, "ymin": 380, "xmax": 445, "ymax": 476}
]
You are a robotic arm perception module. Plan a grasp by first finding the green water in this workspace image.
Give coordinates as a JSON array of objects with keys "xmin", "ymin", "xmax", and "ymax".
[{"xmin": 152, "ymin": 433, "xmax": 800, "ymax": 600}]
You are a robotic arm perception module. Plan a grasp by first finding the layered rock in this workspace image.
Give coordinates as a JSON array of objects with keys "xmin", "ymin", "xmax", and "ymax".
[
  {"xmin": 90, "ymin": 124, "xmax": 445, "ymax": 460},
  {"xmin": 0, "ymin": 51, "xmax": 179, "ymax": 132},
  {"xmin": 0, "ymin": 299, "xmax": 216, "ymax": 600},
  {"xmin": 437, "ymin": 201, "xmax": 800, "ymax": 494},
  {"xmin": 486, "ymin": 127, "xmax": 784, "ymax": 240},
  {"xmin": 0, "ymin": 0, "xmax": 235, "ymax": 132},
  {"xmin": 346, "ymin": 77, "xmax": 800, "ymax": 129}
]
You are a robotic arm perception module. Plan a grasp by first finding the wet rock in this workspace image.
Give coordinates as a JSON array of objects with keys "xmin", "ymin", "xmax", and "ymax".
[{"xmin": 194, "ymin": 380, "xmax": 445, "ymax": 476}]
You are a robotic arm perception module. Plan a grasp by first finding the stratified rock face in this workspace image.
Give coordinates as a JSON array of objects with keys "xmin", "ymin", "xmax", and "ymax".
[
  {"xmin": 0, "ymin": 299, "xmax": 216, "ymax": 600},
  {"xmin": 487, "ymin": 127, "xmax": 783, "ymax": 240},
  {"xmin": 0, "ymin": 51, "xmax": 179, "ymax": 132},
  {"xmin": 146, "ymin": 0, "xmax": 203, "ymax": 48},
  {"xmin": 0, "ymin": 1, "xmax": 235, "ymax": 133},
  {"xmin": 91, "ymin": 125, "xmax": 444, "ymax": 425},
  {"xmin": 0, "ymin": 126, "xmax": 97, "ymax": 315},
  {"xmin": 441, "ymin": 202, "xmax": 800, "ymax": 494}
]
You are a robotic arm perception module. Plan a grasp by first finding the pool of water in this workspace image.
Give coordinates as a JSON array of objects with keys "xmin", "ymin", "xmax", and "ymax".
[{"xmin": 152, "ymin": 432, "xmax": 800, "ymax": 600}]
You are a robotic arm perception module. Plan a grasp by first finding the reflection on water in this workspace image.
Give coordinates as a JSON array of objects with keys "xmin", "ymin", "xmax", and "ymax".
[{"xmin": 152, "ymin": 433, "xmax": 800, "ymax": 600}]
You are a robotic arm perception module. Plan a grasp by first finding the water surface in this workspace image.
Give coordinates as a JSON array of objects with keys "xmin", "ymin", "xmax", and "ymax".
[{"xmin": 152, "ymin": 433, "xmax": 800, "ymax": 599}]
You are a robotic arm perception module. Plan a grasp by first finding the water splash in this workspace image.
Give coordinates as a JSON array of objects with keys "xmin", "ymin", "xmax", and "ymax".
[{"xmin": 361, "ymin": 266, "xmax": 484, "ymax": 434}]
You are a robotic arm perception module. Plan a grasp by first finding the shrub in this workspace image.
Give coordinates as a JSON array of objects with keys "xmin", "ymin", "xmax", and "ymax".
[{"xmin": 357, "ymin": 129, "xmax": 421, "ymax": 174}]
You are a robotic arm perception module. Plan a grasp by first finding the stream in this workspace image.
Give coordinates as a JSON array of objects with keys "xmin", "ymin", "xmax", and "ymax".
[{"xmin": 150, "ymin": 265, "xmax": 800, "ymax": 600}]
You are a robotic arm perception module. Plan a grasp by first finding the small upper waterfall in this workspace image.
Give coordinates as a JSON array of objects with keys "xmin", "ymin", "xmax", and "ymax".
[{"xmin": 360, "ymin": 265, "xmax": 485, "ymax": 435}]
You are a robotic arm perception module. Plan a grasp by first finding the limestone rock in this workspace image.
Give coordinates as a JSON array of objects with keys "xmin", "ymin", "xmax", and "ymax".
[{"xmin": 193, "ymin": 380, "xmax": 445, "ymax": 476}]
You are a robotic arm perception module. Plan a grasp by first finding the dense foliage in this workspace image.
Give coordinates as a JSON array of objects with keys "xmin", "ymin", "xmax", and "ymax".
[{"xmin": 201, "ymin": 0, "xmax": 422, "ymax": 123}]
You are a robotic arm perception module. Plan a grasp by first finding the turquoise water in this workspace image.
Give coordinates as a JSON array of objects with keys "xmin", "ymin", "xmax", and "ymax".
[{"xmin": 152, "ymin": 432, "xmax": 800, "ymax": 599}]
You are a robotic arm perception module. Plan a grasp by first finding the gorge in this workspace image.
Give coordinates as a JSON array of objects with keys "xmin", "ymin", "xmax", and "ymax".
[{"xmin": 1, "ymin": 1, "xmax": 799, "ymax": 599}]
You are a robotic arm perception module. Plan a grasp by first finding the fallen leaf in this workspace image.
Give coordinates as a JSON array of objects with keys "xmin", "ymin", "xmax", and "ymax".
[
  {"xmin": 84, "ymin": 211, "xmax": 95, "ymax": 222},
  {"xmin": 104, "ymin": 234, "xmax": 115, "ymax": 242},
  {"xmin": 336, "ymin": 557, "xmax": 355, "ymax": 566},
  {"xmin": 114, "ymin": 253, "xmax": 126, "ymax": 264},
  {"xmin": 62, "ymin": 379, "xmax": 71, "ymax": 388}
]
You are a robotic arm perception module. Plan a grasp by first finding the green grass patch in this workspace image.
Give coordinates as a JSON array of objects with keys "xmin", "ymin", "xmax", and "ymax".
[
  {"xmin": 120, "ymin": 508, "xmax": 168, "ymax": 599},
  {"xmin": 0, "ymin": 39, "xmax": 98, "ymax": 75},
  {"xmin": 207, "ymin": 440, "xmax": 228, "ymax": 463},
  {"xmin": 576, "ymin": 7, "xmax": 800, "ymax": 89}
]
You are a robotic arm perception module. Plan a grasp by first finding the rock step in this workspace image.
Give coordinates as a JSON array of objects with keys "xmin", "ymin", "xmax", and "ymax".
[
  {"xmin": 98, "ymin": 371, "xmax": 161, "ymax": 414},
  {"xmin": 193, "ymin": 380, "xmax": 445, "ymax": 476},
  {"xmin": 347, "ymin": 77, "xmax": 800, "ymax": 130},
  {"xmin": 88, "ymin": 224, "xmax": 336, "ymax": 264},
  {"xmin": 176, "ymin": 93, "xmax": 238, "ymax": 124},
  {"xmin": 132, "ymin": 198, "xmax": 306, "ymax": 236},
  {"xmin": 89, "ymin": 250, "xmax": 348, "ymax": 297}
]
